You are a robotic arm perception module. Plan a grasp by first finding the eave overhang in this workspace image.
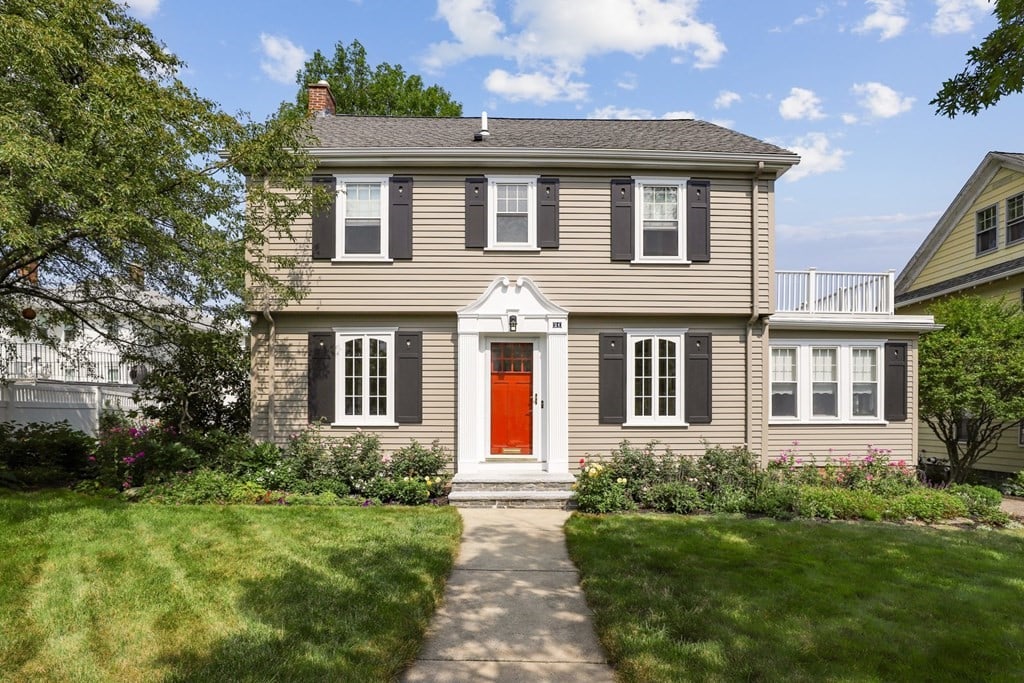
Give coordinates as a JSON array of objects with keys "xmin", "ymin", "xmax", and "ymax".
[
  {"xmin": 769, "ymin": 313, "xmax": 940, "ymax": 333},
  {"xmin": 306, "ymin": 147, "xmax": 800, "ymax": 176}
]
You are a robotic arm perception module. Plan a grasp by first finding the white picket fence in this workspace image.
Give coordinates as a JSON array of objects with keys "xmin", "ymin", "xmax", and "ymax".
[{"xmin": 0, "ymin": 381, "xmax": 139, "ymax": 435}]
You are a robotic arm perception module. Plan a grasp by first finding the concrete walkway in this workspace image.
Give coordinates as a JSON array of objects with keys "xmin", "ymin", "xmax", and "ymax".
[{"xmin": 401, "ymin": 508, "xmax": 615, "ymax": 683}]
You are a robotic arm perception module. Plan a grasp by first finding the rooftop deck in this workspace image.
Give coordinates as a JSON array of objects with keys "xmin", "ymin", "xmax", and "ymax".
[{"xmin": 775, "ymin": 270, "xmax": 895, "ymax": 316}]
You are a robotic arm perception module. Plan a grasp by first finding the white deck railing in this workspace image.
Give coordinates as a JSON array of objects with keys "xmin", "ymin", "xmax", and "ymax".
[
  {"xmin": 775, "ymin": 269, "xmax": 895, "ymax": 315},
  {"xmin": 1, "ymin": 341, "xmax": 133, "ymax": 384}
]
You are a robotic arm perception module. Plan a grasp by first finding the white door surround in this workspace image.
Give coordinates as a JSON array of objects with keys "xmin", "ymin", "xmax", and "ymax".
[{"xmin": 456, "ymin": 277, "xmax": 569, "ymax": 475}]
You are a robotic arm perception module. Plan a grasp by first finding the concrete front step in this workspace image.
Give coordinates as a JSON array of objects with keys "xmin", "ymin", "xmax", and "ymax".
[
  {"xmin": 448, "ymin": 490, "xmax": 575, "ymax": 509},
  {"xmin": 448, "ymin": 473, "xmax": 577, "ymax": 508}
]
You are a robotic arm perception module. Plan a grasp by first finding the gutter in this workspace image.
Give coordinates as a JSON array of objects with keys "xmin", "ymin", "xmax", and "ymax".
[{"xmin": 746, "ymin": 161, "xmax": 765, "ymax": 450}]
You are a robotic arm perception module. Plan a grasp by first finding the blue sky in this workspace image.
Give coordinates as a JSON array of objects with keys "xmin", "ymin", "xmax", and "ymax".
[{"xmin": 124, "ymin": 0, "xmax": 1022, "ymax": 274}]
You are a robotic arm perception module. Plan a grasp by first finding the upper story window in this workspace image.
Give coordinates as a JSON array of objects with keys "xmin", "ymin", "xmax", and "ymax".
[
  {"xmin": 770, "ymin": 343, "xmax": 883, "ymax": 423},
  {"xmin": 625, "ymin": 329, "xmax": 686, "ymax": 426},
  {"xmin": 1007, "ymin": 193, "xmax": 1024, "ymax": 245},
  {"xmin": 337, "ymin": 176, "xmax": 390, "ymax": 261},
  {"xmin": 487, "ymin": 176, "xmax": 537, "ymax": 250},
  {"xmin": 635, "ymin": 178, "xmax": 688, "ymax": 263},
  {"xmin": 976, "ymin": 204, "xmax": 997, "ymax": 255}
]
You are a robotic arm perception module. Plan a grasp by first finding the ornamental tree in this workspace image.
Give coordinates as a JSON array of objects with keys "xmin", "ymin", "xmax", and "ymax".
[
  {"xmin": 0, "ymin": 0, "xmax": 319, "ymax": 360},
  {"xmin": 918, "ymin": 296, "xmax": 1024, "ymax": 482},
  {"xmin": 932, "ymin": 0, "xmax": 1024, "ymax": 117}
]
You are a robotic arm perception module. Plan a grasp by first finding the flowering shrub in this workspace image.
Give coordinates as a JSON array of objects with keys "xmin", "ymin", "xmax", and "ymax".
[
  {"xmin": 91, "ymin": 415, "xmax": 200, "ymax": 489},
  {"xmin": 642, "ymin": 481, "xmax": 702, "ymax": 514},
  {"xmin": 768, "ymin": 446, "xmax": 917, "ymax": 497},
  {"xmin": 574, "ymin": 461, "xmax": 636, "ymax": 513}
]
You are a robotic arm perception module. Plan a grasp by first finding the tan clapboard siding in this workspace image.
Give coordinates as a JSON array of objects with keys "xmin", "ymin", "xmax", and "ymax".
[
  {"xmin": 758, "ymin": 182, "xmax": 773, "ymax": 313},
  {"xmin": 765, "ymin": 333, "xmax": 919, "ymax": 464},
  {"xmin": 911, "ymin": 167, "xmax": 1024, "ymax": 290},
  {"xmin": 263, "ymin": 173, "xmax": 767, "ymax": 315},
  {"xmin": 250, "ymin": 315, "xmax": 458, "ymax": 463},
  {"xmin": 567, "ymin": 315, "xmax": 754, "ymax": 462}
]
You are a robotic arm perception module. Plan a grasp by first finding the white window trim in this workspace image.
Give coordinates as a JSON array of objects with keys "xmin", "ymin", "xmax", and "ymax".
[
  {"xmin": 332, "ymin": 327, "xmax": 397, "ymax": 427},
  {"xmin": 624, "ymin": 328, "xmax": 688, "ymax": 427},
  {"xmin": 633, "ymin": 176, "xmax": 690, "ymax": 265},
  {"xmin": 333, "ymin": 175, "xmax": 392, "ymax": 262},
  {"xmin": 769, "ymin": 340, "xmax": 887, "ymax": 425},
  {"xmin": 485, "ymin": 175, "xmax": 539, "ymax": 251},
  {"xmin": 975, "ymin": 202, "xmax": 998, "ymax": 256}
]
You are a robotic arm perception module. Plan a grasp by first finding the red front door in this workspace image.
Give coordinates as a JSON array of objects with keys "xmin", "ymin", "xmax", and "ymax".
[{"xmin": 490, "ymin": 342, "xmax": 533, "ymax": 455}]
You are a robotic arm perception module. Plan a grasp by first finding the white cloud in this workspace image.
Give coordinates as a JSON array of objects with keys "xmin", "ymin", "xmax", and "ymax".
[
  {"xmin": 714, "ymin": 90, "xmax": 741, "ymax": 109},
  {"xmin": 794, "ymin": 5, "xmax": 827, "ymax": 25},
  {"xmin": 662, "ymin": 110, "xmax": 696, "ymax": 119},
  {"xmin": 121, "ymin": 0, "xmax": 159, "ymax": 18},
  {"xmin": 259, "ymin": 34, "xmax": 308, "ymax": 85},
  {"xmin": 855, "ymin": 0, "xmax": 908, "ymax": 40},
  {"xmin": 783, "ymin": 132, "xmax": 849, "ymax": 181},
  {"xmin": 779, "ymin": 87, "xmax": 825, "ymax": 120},
  {"xmin": 427, "ymin": 0, "xmax": 726, "ymax": 104},
  {"xmin": 851, "ymin": 81, "xmax": 914, "ymax": 118},
  {"xmin": 486, "ymin": 68, "xmax": 588, "ymax": 102},
  {"xmin": 616, "ymin": 72, "xmax": 638, "ymax": 91},
  {"xmin": 709, "ymin": 118, "xmax": 735, "ymax": 128},
  {"xmin": 777, "ymin": 211, "xmax": 941, "ymax": 241},
  {"xmin": 931, "ymin": 0, "xmax": 993, "ymax": 34},
  {"xmin": 841, "ymin": 113, "xmax": 860, "ymax": 124},
  {"xmin": 587, "ymin": 107, "xmax": 696, "ymax": 120}
]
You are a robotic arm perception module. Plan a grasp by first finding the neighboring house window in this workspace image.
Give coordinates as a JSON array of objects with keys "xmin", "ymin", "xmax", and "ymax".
[
  {"xmin": 625, "ymin": 329, "xmax": 686, "ymax": 425},
  {"xmin": 338, "ymin": 176, "xmax": 389, "ymax": 260},
  {"xmin": 976, "ymin": 205, "xmax": 997, "ymax": 255},
  {"xmin": 336, "ymin": 329, "xmax": 396, "ymax": 425},
  {"xmin": 1008, "ymin": 193, "xmax": 1024, "ymax": 245},
  {"xmin": 770, "ymin": 342, "xmax": 884, "ymax": 422},
  {"xmin": 487, "ymin": 176, "xmax": 537, "ymax": 249},
  {"xmin": 635, "ymin": 178, "xmax": 688, "ymax": 262}
]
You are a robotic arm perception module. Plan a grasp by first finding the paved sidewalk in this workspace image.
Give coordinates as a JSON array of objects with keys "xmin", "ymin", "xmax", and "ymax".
[{"xmin": 401, "ymin": 508, "xmax": 615, "ymax": 683}]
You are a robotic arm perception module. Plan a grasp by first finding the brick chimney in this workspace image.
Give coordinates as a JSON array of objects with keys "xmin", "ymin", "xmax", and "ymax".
[{"xmin": 307, "ymin": 79, "xmax": 336, "ymax": 116}]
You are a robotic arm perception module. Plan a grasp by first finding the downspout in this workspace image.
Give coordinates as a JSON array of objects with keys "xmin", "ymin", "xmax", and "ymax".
[
  {"xmin": 746, "ymin": 161, "xmax": 765, "ymax": 452},
  {"xmin": 262, "ymin": 307, "xmax": 276, "ymax": 444}
]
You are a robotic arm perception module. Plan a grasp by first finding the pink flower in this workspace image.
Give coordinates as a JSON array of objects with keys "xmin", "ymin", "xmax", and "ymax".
[
  {"xmin": 579, "ymin": 458, "xmax": 586, "ymax": 466},
  {"xmin": 88, "ymin": 456, "xmax": 96, "ymax": 462}
]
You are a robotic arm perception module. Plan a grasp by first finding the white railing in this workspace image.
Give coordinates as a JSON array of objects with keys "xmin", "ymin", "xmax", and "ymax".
[
  {"xmin": 0, "ymin": 381, "xmax": 138, "ymax": 435},
  {"xmin": 775, "ymin": 269, "xmax": 895, "ymax": 315},
  {"xmin": 0, "ymin": 342, "xmax": 133, "ymax": 384}
]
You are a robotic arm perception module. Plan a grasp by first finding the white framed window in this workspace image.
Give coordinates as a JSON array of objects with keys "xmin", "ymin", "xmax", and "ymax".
[
  {"xmin": 334, "ymin": 328, "xmax": 396, "ymax": 426},
  {"xmin": 625, "ymin": 329, "xmax": 686, "ymax": 426},
  {"xmin": 335, "ymin": 175, "xmax": 390, "ymax": 261},
  {"xmin": 1007, "ymin": 193, "xmax": 1024, "ymax": 245},
  {"xmin": 487, "ymin": 176, "xmax": 537, "ymax": 249},
  {"xmin": 976, "ymin": 204, "xmax": 997, "ymax": 255},
  {"xmin": 769, "ymin": 341, "xmax": 885, "ymax": 423},
  {"xmin": 634, "ymin": 177, "xmax": 688, "ymax": 263}
]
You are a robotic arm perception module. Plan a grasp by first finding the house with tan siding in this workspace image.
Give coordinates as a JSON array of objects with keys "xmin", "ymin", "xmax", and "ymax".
[
  {"xmin": 249, "ymin": 82, "xmax": 936, "ymax": 504},
  {"xmin": 896, "ymin": 151, "xmax": 1024, "ymax": 475}
]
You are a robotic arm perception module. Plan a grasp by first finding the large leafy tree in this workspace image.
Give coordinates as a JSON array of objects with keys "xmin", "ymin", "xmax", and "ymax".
[
  {"xmin": 919, "ymin": 296, "xmax": 1024, "ymax": 481},
  {"xmin": 932, "ymin": 0, "xmax": 1024, "ymax": 117},
  {"xmin": 0, "ymin": 0, "xmax": 317, "ymax": 354},
  {"xmin": 295, "ymin": 39, "xmax": 462, "ymax": 116}
]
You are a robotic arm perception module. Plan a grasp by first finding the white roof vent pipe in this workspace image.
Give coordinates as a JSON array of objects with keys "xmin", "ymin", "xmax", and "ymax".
[{"xmin": 474, "ymin": 111, "xmax": 490, "ymax": 141}]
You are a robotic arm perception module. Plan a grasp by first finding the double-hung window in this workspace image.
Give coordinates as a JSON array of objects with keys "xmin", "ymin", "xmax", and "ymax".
[
  {"xmin": 770, "ymin": 343, "xmax": 883, "ymax": 422},
  {"xmin": 337, "ymin": 175, "xmax": 389, "ymax": 260},
  {"xmin": 625, "ymin": 329, "xmax": 686, "ymax": 425},
  {"xmin": 1008, "ymin": 193, "xmax": 1024, "ymax": 245},
  {"xmin": 976, "ymin": 204, "xmax": 997, "ymax": 255},
  {"xmin": 635, "ymin": 178, "xmax": 687, "ymax": 263},
  {"xmin": 488, "ymin": 176, "xmax": 537, "ymax": 249},
  {"xmin": 336, "ymin": 328, "xmax": 396, "ymax": 425}
]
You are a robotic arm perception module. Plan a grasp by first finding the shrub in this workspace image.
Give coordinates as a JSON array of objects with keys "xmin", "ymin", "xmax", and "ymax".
[
  {"xmin": 284, "ymin": 491, "xmax": 342, "ymax": 506},
  {"xmin": 0, "ymin": 420, "xmax": 95, "ymax": 478},
  {"xmin": 793, "ymin": 486, "xmax": 886, "ymax": 521},
  {"xmin": 696, "ymin": 445, "xmax": 761, "ymax": 498},
  {"xmin": 388, "ymin": 439, "xmax": 449, "ymax": 479},
  {"xmin": 746, "ymin": 481, "xmax": 799, "ymax": 519},
  {"xmin": 138, "ymin": 468, "xmax": 241, "ymax": 504},
  {"xmin": 321, "ymin": 431, "xmax": 385, "ymax": 494},
  {"xmin": 948, "ymin": 483, "xmax": 1003, "ymax": 517},
  {"xmin": 886, "ymin": 489, "xmax": 968, "ymax": 523},
  {"xmin": 1001, "ymin": 470, "xmax": 1024, "ymax": 497},
  {"xmin": 574, "ymin": 462, "xmax": 637, "ymax": 513},
  {"xmin": 366, "ymin": 477, "xmax": 431, "ymax": 505},
  {"xmin": 604, "ymin": 440, "xmax": 676, "ymax": 501},
  {"xmin": 643, "ymin": 482, "xmax": 702, "ymax": 514}
]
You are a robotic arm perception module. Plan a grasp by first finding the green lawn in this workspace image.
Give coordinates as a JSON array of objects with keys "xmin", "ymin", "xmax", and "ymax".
[
  {"xmin": 566, "ymin": 513, "xmax": 1024, "ymax": 683},
  {"xmin": 0, "ymin": 491, "xmax": 461, "ymax": 682}
]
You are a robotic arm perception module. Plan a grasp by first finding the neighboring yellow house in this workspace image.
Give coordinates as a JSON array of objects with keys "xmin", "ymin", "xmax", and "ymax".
[{"xmin": 895, "ymin": 151, "xmax": 1024, "ymax": 474}]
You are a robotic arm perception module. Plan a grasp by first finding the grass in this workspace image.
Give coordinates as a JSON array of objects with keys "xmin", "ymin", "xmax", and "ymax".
[
  {"xmin": 566, "ymin": 513, "xmax": 1024, "ymax": 682},
  {"xmin": 0, "ymin": 491, "xmax": 461, "ymax": 682}
]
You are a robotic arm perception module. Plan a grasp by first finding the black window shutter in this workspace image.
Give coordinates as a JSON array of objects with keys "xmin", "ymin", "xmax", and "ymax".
[
  {"xmin": 610, "ymin": 179, "xmax": 634, "ymax": 261},
  {"xmin": 465, "ymin": 177, "xmax": 487, "ymax": 248},
  {"xmin": 389, "ymin": 176, "xmax": 413, "ymax": 260},
  {"xmin": 685, "ymin": 333, "xmax": 712, "ymax": 424},
  {"xmin": 884, "ymin": 342, "xmax": 908, "ymax": 421},
  {"xmin": 538, "ymin": 177, "xmax": 560, "ymax": 249},
  {"xmin": 599, "ymin": 332, "xmax": 626, "ymax": 424},
  {"xmin": 308, "ymin": 332, "xmax": 335, "ymax": 422},
  {"xmin": 311, "ymin": 176, "xmax": 336, "ymax": 260},
  {"xmin": 396, "ymin": 331, "xmax": 423, "ymax": 424},
  {"xmin": 687, "ymin": 180, "xmax": 710, "ymax": 263}
]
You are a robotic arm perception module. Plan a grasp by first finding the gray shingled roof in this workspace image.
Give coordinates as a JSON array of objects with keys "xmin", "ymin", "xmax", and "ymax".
[
  {"xmin": 308, "ymin": 116, "xmax": 795, "ymax": 157},
  {"xmin": 896, "ymin": 255, "xmax": 1024, "ymax": 305}
]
